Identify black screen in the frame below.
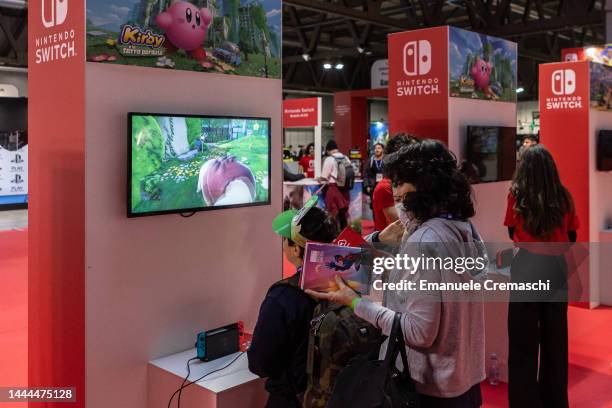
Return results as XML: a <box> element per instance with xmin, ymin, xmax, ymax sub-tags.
<box><xmin>597</xmin><ymin>130</ymin><xmax>612</xmax><ymax>171</ymax></box>
<box><xmin>205</xmin><ymin>324</ymin><xmax>239</xmax><ymax>361</ymax></box>
<box><xmin>465</xmin><ymin>126</ymin><xmax>517</xmax><ymax>183</ymax></box>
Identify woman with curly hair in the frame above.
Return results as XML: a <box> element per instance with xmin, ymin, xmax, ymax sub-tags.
<box><xmin>309</xmin><ymin>139</ymin><xmax>487</xmax><ymax>407</ymax></box>
<box><xmin>504</xmin><ymin>144</ymin><xmax>578</xmax><ymax>408</ymax></box>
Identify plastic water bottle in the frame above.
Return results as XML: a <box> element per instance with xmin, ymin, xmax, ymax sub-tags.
<box><xmin>488</xmin><ymin>353</ymin><xmax>500</xmax><ymax>386</ymax></box>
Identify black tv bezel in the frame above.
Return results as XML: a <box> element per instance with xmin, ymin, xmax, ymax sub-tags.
<box><xmin>465</xmin><ymin>125</ymin><xmax>517</xmax><ymax>184</ymax></box>
<box><xmin>597</xmin><ymin>130</ymin><xmax>612</xmax><ymax>172</ymax></box>
<box><xmin>127</xmin><ymin>112</ymin><xmax>272</xmax><ymax>218</ymax></box>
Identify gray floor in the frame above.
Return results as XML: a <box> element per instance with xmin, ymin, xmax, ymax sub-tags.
<box><xmin>0</xmin><ymin>209</ymin><xmax>28</xmax><ymax>231</ymax></box>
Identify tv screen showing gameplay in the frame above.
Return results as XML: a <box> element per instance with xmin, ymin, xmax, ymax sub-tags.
<box><xmin>465</xmin><ymin>126</ymin><xmax>516</xmax><ymax>183</ymax></box>
<box><xmin>128</xmin><ymin>113</ymin><xmax>271</xmax><ymax>217</ymax></box>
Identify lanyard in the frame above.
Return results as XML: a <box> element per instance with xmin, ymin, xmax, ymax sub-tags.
<box><xmin>374</xmin><ymin>159</ymin><xmax>383</xmax><ymax>172</ymax></box>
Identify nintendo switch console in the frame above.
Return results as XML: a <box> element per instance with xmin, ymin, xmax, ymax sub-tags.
<box><xmin>195</xmin><ymin>322</ymin><xmax>243</xmax><ymax>362</ymax></box>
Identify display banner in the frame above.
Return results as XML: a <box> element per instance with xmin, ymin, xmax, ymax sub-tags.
<box><xmin>562</xmin><ymin>47</ymin><xmax>586</xmax><ymax>62</ymax></box>
<box><xmin>562</xmin><ymin>45</ymin><xmax>611</xmax><ymax>65</ymax></box>
<box><xmin>388</xmin><ymin>26</ymin><xmax>449</xmax><ymax>142</ymax></box>
<box><xmin>0</xmin><ymin>133</ymin><xmax>28</xmax><ymax>204</ymax></box>
<box><xmin>370</xmin><ymin>59</ymin><xmax>388</xmax><ymax>89</ymax></box>
<box><xmin>539</xmin><ymin>61</ymin><xmax>590</xmax><ymax>242</ymax></box>
<box><xmin>283</xmin><ymin>98</ymin><xmax>319</xmax><ymax>127</ymax></box>
<box><xmin>29</xmin><ymin>0</ymin><xmax>86</xmax><ymax>402</ymax></box>
<box><xmin>589</xmin><ymin>62</ymin><xmax>612</xmax><ymax>111</ymax></box>
<box><xmin>85</xmin><ymin>0</ymin><xmax>281</xmax><ymax>78</ymax></box>
<box><xmin>448</xmin><ymin>27</ymin><xmax>517</xmax><ymax>102</ymax></box>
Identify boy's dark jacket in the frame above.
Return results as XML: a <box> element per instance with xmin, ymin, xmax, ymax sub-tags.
<box><xmin>248</xmin><ymin>272</ymin><xmax>315</xmax><ymax>407</ymax></box>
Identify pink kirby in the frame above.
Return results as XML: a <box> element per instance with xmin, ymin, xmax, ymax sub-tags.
<box><xmin>470</xmin><ymin>56</ymin><xmax>492</xmax><ymax>91</ymax></box>
<box><xmin>197</xmin><ymin>157</ymin><xmax>256</xmax><ymax>206</ymax></box>
<box><xmin>156</xmin><ymin>1</ymin><xmax>212</xmax><ymax>55</ymax></box>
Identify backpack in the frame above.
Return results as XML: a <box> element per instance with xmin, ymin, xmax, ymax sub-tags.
<box><xmin>303</xmin><ymin>301</ymin><xmax>383</xmax><ymax>408</ymax></box>
<box><xmin>334</xmin><ymin>155</ymin><xmax>355</xmax><ymax>191</ymax></box>
<box><xmin>326</xmin><ymin>312</ymin><xmax>422</xmax><ymax>408</ymax></box>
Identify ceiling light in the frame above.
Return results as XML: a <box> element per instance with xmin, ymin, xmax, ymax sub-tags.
<box><xmin>335</xmin><ymin>63</ymin><xmax>344</xmax><ymax>70</ymax></box>
<box><xmin>357</xmin><ymin>46</ymin><xmax>365</xmax><ymax>54</ymax></box>
<box><xmin>302</xmin><ymin>53</ymin><xmax>311</xmax><ymax>62</ymax></box>
<box><xmin>516</xmin><ymin>87</ymin><xmax>524</xmax><ymax>93</ymax></box>
<box><xmin>323</xmin><ymin>62</ymin><xmax>332</xmax><ymax>70</ymax></box>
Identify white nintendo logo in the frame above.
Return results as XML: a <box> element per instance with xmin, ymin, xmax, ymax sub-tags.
<box><xmin>42</xmin><ymin>0</ymin><xmax>68</xmax><ymax>28</ymax></box>
<box><xmin>552</xmin><ymin>69</ymin><xmax>576</xmax><ymax>95</ymax></box>
<box><xmin>403</xmin><ymin>40</ymin><xmax>431</xmax><ymax>76</ymax></box>
<box><xmin>564</xmin><ymin>53</ymin><xmax>578</xmax><ymax>62</ymax></box>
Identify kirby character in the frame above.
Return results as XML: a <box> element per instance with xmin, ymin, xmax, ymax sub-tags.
<box><xmin>470</xmin><ymin>56</ymin><xmax>499</xmax><ymax>100</ymax></box>
<box><xmin>197</xmin><ymin>156</ymin><xmax>256</xmax><ymax>206</ymax></box>
<box><xmin>156</xmin><ymin>1</ymin><xmax>212</xmax><ymax>61</ymax></box>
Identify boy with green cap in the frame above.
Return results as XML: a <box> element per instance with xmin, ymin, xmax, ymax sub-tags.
<box><xmin>248</xmin><ymin>202</ymin><xmax>339</xmax><ymax>408</ymax></box>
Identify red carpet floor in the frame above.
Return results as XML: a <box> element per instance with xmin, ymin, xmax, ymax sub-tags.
<box><xmin>2</xmin><ymin>229</ymin><xmax>611</xmax><ymax>407</ymax></box>
<box><xmin>0</xmin><ymin>229</ymin><xmax>27</xmax><ymax>407</ymax></box>
<box><xmin>482</xmin><ymin>305</ymin><xmax>612</xmax><ymax>407</ymax></box>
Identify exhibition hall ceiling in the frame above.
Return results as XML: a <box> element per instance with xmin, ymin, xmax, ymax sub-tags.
<box><xmin>0</xmin><ymin>0</ymin><xmax>605</xmax><ymax>100</ymax></box>
<box><xmin>282</xmin><ymin>0</ymin><xmax>606</xmax><ymax>99</ymax></box>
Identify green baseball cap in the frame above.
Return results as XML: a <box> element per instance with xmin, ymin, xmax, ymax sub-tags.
<box><xmin>272</xmin><ymin>209</ymin><xmax>298</xmax><ymax>239</ymax></box>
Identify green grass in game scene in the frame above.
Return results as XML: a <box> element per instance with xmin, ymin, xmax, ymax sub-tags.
<box><xmin>131</xmin><ymin>116</ymin><xmax>269</xmax><ymax>213</ymax></box>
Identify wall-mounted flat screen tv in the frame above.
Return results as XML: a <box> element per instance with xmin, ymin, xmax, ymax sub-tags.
<box><xmin>465</xmin><ymin>126</ymin><xmax>516</xmax><ymax>183</ymax></box>
<box><xmin>597</xmin><ymin>130</ymin><xmax>612</xmax><ymax>171</ymax></box>
<box><xmin>128</xmin><ymin>113</ymin><xmax>271</xmax><ymax>217</ymax></box>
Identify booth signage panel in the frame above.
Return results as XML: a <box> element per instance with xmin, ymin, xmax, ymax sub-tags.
<box><xmin>283</xmin><ymin>98</ymin><xmax>319</xmax><ymax>127</ymax></box>
<box><xmin>29</xmin><ymin>0</ymin><xmax>86</xmax><ymax>401</ymax></box>
<box><xmin>562</xmin><ymin>47</ymin><xmax>586</xmax><ymax>62</ymax></box>
<box><xmin>388</xmin><ymin>26</ymin><xmax>449</xmax><ymax>141</ymax></box>
<box><xmin>539</xmin><ymin>61</ymin><xmax>590</xmax><ymax>241</ymax></box>
<box><xmin>0</xmin><ymin>142</ymin><xmax>28</xmax><ymax>202</ymax></box>
<box><xmin>561</xmin><ymin>45</ymin><xmax>612</xmax><ymax>66</ymax></box>
<box><xmin>371</xmin><ymin>59</ymin><xmax>388</xmax><ymax>89</ymax></box>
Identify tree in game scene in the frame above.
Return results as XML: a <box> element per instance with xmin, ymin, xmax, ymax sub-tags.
<box><xmin>239</xmin><ymin>26</ymin><xmax>252</xmax><ymax>61</ymax></box>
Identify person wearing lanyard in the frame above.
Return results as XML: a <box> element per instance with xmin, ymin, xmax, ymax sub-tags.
<box><xmin>364</xmin><ymin>143</ymin><xmax>385</xmax><ymax>201</ymax></box>
<box><xmin>372</xmin><ymin>134</ymin><xmax>419</xmax><ymax>231</ymax></box>
<box><xmin>503</xmin><ymin>144</ymin><xmax>578</xmax><ymax>408</ymax></box>
<box><xmin>309</xmin><ymin>139</ymin><xmax>487</xmax><ymax>408</ymax></box>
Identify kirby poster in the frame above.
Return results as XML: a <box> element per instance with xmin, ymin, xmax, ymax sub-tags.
<box><xmin>449</xmin><ymin>27</ymin><xmax>517</xmax><ymax>102</ymax></box>
<box><xmin>86</xmin><ymin>0</ymin><xmax>281</xmax><ymax>78</ymax></box>
<box><xmin>590</xmin><ymin>62</ymin><xmax>612</xmax><ymax>111</ymax></box>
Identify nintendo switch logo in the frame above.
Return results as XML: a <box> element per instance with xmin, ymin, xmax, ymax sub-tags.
<box><xmin>564</xmin><ymin>53</ymin><xmax>578</xmax><ymax>62</ymax></box>
<box><xmin>403</xmin><ymin>40</ymin><xmax>431</xmax><ymax>76</ymax></box>
<box><xmin>42</xmin><ymin>0</ymin><xmax>68</xmax><ymax>28</ymax></box>
<box><xmin>552</xmin><ymin>69</ymin><xmax>576</xmax><ymax>95</ymax></box>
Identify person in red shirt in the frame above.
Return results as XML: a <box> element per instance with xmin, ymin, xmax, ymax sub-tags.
<box><xmin>372</xmin><ymin>134</ymin><xmax>418</xmax><ymax>231</ymax></box>
<box><xmin>298</xmin><ymin>143</ymin><xmax>315</xmax><ymax>178</ymax></box>
<box><xmin>503</xmin><ymin>144</ymin><xmax>577</xmax><ymax>408</ymax></box>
